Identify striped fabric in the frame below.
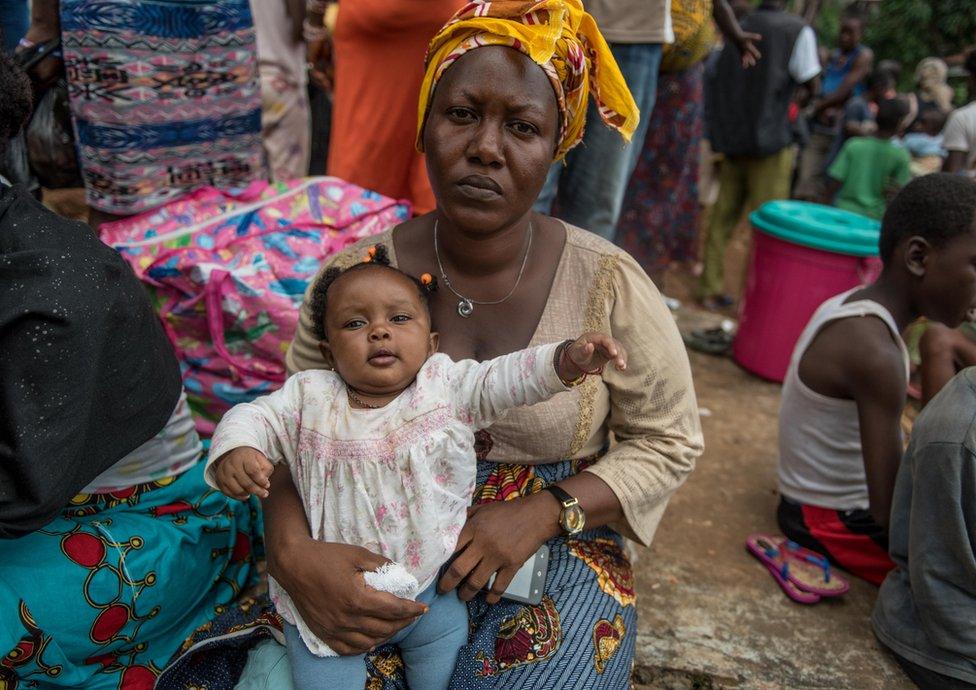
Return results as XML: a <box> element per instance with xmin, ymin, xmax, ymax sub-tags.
<box><xmin>60</xmin><ymin>0</ymin><xmax>267</xmax><ymax>214</ymax></box>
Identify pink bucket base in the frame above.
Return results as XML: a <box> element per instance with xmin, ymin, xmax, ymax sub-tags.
<box><xmin>733</xmin><ymin>229</ymin><xmax>881</xmax><ymax>383</ymax></box>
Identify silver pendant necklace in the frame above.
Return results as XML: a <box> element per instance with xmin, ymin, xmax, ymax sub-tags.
<box><xmin>433</xmin><ymin>219</ymin><xmax>533</xmax><ymax>318</ymax></box>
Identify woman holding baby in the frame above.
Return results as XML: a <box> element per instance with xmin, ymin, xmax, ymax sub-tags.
<box><xmin>245</xmin><ymin>1</ymin><xmax>704</xmax><ymax>687</ymax></box>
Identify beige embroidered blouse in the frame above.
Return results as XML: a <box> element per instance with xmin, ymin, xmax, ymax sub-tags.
<box><xmin>286</xmin><ymin>224</ymin><xmax>703</xmax><ymax>546</ymax></box>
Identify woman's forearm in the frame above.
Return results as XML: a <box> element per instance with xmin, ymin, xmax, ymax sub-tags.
<box><xmin>262</xmin><ymin>465</ymin><xmax>312</xmax><ymax>582</ymax></box>
<box><xmin>521</xmin><ymin>471</ymin><xmax>624</xmax><ymax>542</ymax></box>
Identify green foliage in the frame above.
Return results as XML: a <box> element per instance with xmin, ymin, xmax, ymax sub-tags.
<box><xmin>812</xmin><ymin>0</ymin><xmax>847</xmax><ymax>51</ymax></box>
<box><xmin>865</xmin><ymin>0</ymin><xmax>976</xmax><ymax>85</ymax></box>
<box><xmin>738</xmin><ymin>0</ymin><xmax>973</xmax><ymax>96</ymax></box>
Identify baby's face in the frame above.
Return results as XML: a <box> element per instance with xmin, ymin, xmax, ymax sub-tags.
<box><xmin>321</xmin><ymin>267</ymin><xmax>437</xmax><ymax>396</ymax></box>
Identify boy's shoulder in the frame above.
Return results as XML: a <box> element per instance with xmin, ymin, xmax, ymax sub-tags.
<box><xmin>799</xmin><ymin>304</ymin><xmax>907</xmax><ymax>400</ymax></box>
<box><xmin>834</xmin><ymin>136</ymin><xmax>872</xmax><ymax>165</ymax></box>
<box><xmin>844</xmin><ymin>135</ymin><xmax>885</xmax><ymax>154</ymax></box>
<box><xmin>828</xmin><ymin>312</ymin><xmax>905</xmax><ymax>361</ymax></box>
<box><xmin>873</xmin><ymin>136</ymin><xmax>909</xmax><ymax>155</ymax></box>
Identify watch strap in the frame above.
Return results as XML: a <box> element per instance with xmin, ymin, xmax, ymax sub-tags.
<box><xmin>544</xmin><ymin>484</ymin><xmax>577</xmax><ymax>507</ymax></box>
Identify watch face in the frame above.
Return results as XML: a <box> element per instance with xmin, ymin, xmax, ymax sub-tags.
<box><xmin>561</xmin><ymin>505</ymin><xmax>585</xmax><ymax>534</ymax></box>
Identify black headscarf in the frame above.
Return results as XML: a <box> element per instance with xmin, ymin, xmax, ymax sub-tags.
<box><xmin>0</xmin><ymin>184</ymin><xmax>182</xmax><ymax>538</ymax></box>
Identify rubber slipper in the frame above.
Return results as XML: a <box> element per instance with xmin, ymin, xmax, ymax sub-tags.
<box><xmin>683</xmin><ymin>327</ymin><xmax>734</xmax><ymax>355</ymax></box>
<box><xmin>759</xmin><ymin>557</ymin><xmax>821</xmax><ymax>605</ymax></box>
<box><xmin>746</xmin><ymin>533</ymin><xmax>849</xmax><ymax>598</ymax></box>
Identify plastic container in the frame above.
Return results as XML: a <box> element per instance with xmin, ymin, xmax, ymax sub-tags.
<box><xmin>732</xmin><ymin>201</ymin><xmax>882</xmax><ymax>382</ymax></box>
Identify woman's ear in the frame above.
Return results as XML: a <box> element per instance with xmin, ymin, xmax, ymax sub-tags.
<box><xmin>318</xmin><ymin>340</ymin><xmax>335</xmax><ymax>370</ymax></box>
<box><xmin>904</xmin><ymin>236</ymin><xmax>930</xmax><ymax>278</ymax></box>
<box><xmin>428</xmin><ymin>331</ymin><xmax>440</xmax><ymax>357</ymax></box>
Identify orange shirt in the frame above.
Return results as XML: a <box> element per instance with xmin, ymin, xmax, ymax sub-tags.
<box><xmin>327</xmin><ymin>0</ymin><xmax>465</xmax><ymax>215</ymax></box>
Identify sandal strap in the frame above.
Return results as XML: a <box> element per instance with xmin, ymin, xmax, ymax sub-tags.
<box><xmin>784</xmin><ymin>540</ymin><xmax>832</xmax><ymax>583</ymax></box>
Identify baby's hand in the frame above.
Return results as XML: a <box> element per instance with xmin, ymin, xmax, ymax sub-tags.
<box><xmin>214</xmin><ymin>447</ymin><xmax>274</xmax><ymax>500</ymax></box>
<box><xmin>558</xmin><ymin>333</ymin><xmax>628</xmax><ymax>384</ymax></box>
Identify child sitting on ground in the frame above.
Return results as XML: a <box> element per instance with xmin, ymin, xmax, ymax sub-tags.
<box><xmin>205</xmin><ymin>246</ymin><xmax>627</xmax><ymax>690</ymax></box>
<box><xmin>825</xmin><ymin>98</ymin><xmax>913</xmax><ymax>219</ymax></box>
<box><xmin>918</xmin><ymin>321</ymin><xmax>976</xmax><ymax>405</ymax></box>
<box><xmin>901</xmin><ymin>109</ymin><xmax>948</xmax><ymax>176</ymax></box>
<box><xmin>777</xmin><ymin>173</ymin><xmax>976</xmax><ymax>585</ymax></box>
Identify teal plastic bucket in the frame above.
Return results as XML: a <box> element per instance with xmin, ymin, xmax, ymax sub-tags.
<box><xmin>749</xmin><ymin>200</ymin><xmax>881</xmax><ymax>257</ymax></box>
<box><xmin>734</xmin><ymin>201</ymin><xmax>882</xmax><ymax>381</ymax></box>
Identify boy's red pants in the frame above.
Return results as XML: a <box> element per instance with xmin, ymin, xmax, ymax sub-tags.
<box><xmin>777</xmin><ymin>496</ymin><xmax>895</xmax><ymax>586</ymax></box>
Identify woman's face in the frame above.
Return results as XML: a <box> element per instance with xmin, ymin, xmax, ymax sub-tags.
<box><xmin>423</xmin><ymin>46</ymin><xmax>560</xmax><ymax>234</ymax></box>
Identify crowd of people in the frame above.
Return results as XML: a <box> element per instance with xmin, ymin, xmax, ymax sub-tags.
<box><xmin>1</xmin><ymin>0</ymin><xmax>976</xmax><ymax>689</ymax></box>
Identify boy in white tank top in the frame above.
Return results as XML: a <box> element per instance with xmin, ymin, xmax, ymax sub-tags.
<box><xmin>777</xmin><ymin>173</ymin><xmax>976</xmax><ymax>585</ymax></box>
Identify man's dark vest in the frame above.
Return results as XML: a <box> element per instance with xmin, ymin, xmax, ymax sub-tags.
<box><xmin>706</xmin><ymin>5</ymin><xmax>808</xmax><ymax>158</ymax></box>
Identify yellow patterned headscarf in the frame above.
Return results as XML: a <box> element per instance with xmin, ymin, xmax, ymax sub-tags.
<box><xmin>416</xmin><ymin>0</ymin><xmax>639</xmax><ymax>161</ymax></box>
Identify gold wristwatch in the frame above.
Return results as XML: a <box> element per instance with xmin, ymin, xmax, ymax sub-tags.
<box><xmin>544</xmin><ymin>485</ymin><xmax>585</xmax><ymax>535</ymax></box>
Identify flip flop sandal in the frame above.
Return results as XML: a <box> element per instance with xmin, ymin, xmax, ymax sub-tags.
<box><xmin>759</xmin><ymin>558</ymin><xmax>821</xmax><ymax>605</ymax></box>
<box><xmin>746</xmin><ymin>533</ymin><xmax>850</xmax><ymax>598</ymax></box>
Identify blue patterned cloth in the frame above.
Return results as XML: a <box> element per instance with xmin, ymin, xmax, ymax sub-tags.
<box><xmin>442</xmin><ymin>458</ymin><xmax>637</xmax><ymax>689</ymax></box>
<box><xmin>0</xmin><ymin>461</ymin><xmax>261</xmax><ymax>689</ymax></box>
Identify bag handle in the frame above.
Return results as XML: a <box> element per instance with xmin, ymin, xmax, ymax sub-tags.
<box><xmin>113</xmin><ymin>177</ymin><xmax>407</xmax><ymax>249</ymax></box>
<box><xmin>204</xmin><ymin>269</ymin><xmax>287</xmax><ymax>383</ymax></box>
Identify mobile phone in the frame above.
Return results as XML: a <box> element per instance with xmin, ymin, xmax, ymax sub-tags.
<box><xmin>486</xmin><ymin>544</ymin><xmax>549</xmax><ymax>605</ymax></box>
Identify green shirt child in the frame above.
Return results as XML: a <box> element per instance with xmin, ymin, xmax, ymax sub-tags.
<box><xmin>828</xmin><ymin>136</ymin><xmax>912</xmax><ymax>219</ymax></box>
<box><xmin>826</xmin><ymin>97</ymin><xmax>913</xmax><ymax>220</ymax></box>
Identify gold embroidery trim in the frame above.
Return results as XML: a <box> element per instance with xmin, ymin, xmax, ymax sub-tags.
<box><xmin>569</xmin><ymin>253</ymin><xmax>619</xmax><ymax>456</ymax></box>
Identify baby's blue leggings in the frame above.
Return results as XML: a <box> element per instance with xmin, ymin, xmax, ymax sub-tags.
<box><xmin>284</xmin><ymin>582</ymin><xmax>467</xmax><ymax>690</ymax></box>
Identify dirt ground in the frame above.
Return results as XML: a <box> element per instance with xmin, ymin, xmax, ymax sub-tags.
<box><xmin>630</xmin><ymin>342</ymin><xmax>912</xmax><ymax>690</ymax></box>
<box><xmin>630</xmin><ymin>239</ymin><xmax>914</xmax><ymax>689</ymax></box>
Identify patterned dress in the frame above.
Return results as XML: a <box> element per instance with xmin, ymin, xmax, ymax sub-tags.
<box><xmin>206</xmin><ymin>344</ymin><xmax>569</xmax><ymax>658</ymax></box>
<box><xmin>616</xmin><ymin>62</ymin><xmax>705</xmax><ymax>277</ymax></box>
<box><xmin>60</xmin><ymin>0</ymin><xmax>266</xmax><ymax>215</ymax></box>
<box><xmin>438</xmin><ymin>456</ymin><xmax>638</xmax><ymax>689</ymax></box>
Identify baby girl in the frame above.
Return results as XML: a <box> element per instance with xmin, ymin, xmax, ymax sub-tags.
<box><xmin>206</xmin><ymin>246</ymin><xmax>627</xmax><ymax>689</ymax></box>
